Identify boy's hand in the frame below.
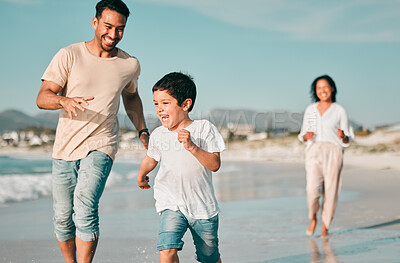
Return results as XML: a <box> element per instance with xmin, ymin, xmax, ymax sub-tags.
<box><xmin>177</xmin><ymin>129</ymin><xmax>196</xmax><ymax>152</ymax></box>
<box><xmin>137</xmin><ymin>175</ymin><xmax>151</xmax><ymax>189</ymax></box>
<box><xmin>137</xmin><ymin>155</ymin><xmax>158</xmax><ymax>189</ymax></box>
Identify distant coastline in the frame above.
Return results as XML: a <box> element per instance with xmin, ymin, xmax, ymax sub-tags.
<box><xmin>1</xmin><ymin>127</ymin><xmax>400</xmax><ymax>172</ymax></box>
<box><xmin>1</xmin><ymin>108</ymin><xmax>399</xmax><ymax>172</ymax></box>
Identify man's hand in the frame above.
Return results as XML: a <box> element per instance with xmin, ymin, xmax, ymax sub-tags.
<box><xmin>177</xmin><ymin>129</ymin><xmax>196</xmax><ymax>152</ymax></box>
<box><xmin>59</xmin><ymin>96</ymin><xmax>94</xmax><ymax>119</ymax></box>
<box><xmin>139</xmin><ymin>133</ymin><xmax>149</xmax><ymax>150</ymax></box>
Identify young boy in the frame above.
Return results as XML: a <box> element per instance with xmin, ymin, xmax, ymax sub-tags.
<box><xmin>137</xmin><ymin>72</ymin><xmax>225</xmax><ymax>263</ymax></box>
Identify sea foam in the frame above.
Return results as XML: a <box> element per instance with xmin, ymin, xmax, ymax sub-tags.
<box><xmin>0</xmin><ymin>173</ymin><xmax>52</xmax><ymax>204</ymax></box>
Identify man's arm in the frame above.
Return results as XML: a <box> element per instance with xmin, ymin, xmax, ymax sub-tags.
<box><xmin>122</xmin><ymin>90</ymin><xmax>149</xmax><ymax>148</ymax></box>
<box><xmin>36</xmin><ymin>80</ymin><xmax>94</xmax><ymax>119</ymax></box>
<box><xmin>137</xmin><ymin>155</ymin><xmax>158</xmax><ymax>189</ymax></box>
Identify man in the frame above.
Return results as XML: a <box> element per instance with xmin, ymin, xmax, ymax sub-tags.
<box><xmin>36</xmin><ymin>0</ymin><xmax>149</xmax><ymax>262</ymax></box>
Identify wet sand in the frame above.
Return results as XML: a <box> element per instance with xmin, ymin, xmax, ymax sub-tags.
<box><xmin>1</xmin><ymin>161</ymin><xmax>400</xmax><ymax>262</ymax></box>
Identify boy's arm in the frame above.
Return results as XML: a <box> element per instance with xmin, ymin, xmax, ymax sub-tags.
<box><xmin>190</xmin><ymin>149</ymin><xmax>221</xmax><ymax>172</ymax></box>
<box><xmin>137</xmin><ymin>155</ymin><xmax>158</xmax><ymax>189</ymax></box>
<box><xmin>177</xmin><ymin>129</ymin><xmax>221</xmax><ymax>172</ymax></box>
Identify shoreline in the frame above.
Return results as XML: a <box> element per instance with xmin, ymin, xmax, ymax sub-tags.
<box><xmin>1</xmin><ymin>138</ymin><xmax>400</xmax><ymax>172</ymax></box>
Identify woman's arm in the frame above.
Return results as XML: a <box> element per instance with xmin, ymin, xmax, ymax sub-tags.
<box><xmin>298</xmin><ymin>105</ymin><xmax>316</xmax><ymax>142</ymax></box>
<box><xmin>338</xmin><ymin>106</ymin><xmax>353</xmax><ymax>145</ymax></box>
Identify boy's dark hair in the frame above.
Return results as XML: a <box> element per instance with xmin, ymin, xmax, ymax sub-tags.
<box><xmin>310</xmin><ymin>74</ymin><xmax>337</xmax><ymax>103</ymax></box>
<box><xmin>153</xmin><ymin>72</ymin><xmax>197</xmax><ymax>112</ymax></box>
<box><xmin>96</xmin><ymin>0</ymin><xmax>130</xmax><ymax>19</ymax></box>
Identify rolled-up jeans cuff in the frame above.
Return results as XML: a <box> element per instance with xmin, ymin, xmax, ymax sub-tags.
<box><xmin>54</xmin><ymin>231</ymin><xmax>75</xmax><ymax>242</ymax></box>
<box><xmin>76</xmin><ymin>230</ymin><xmax>99</xmax><ymax>241</ymax></box>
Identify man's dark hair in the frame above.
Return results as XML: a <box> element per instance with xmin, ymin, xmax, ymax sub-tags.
<box><xmin>310</xmin><ymin>74</ymin><xmax>337</xmax><ymax>103</ymax></box>
<box><xmin>153</xmin><ymin>72</ymin><xmax>197</xmax><ymax>112</ymax></box>
<box><xmin>95</xmin><ymin>0</ymin><xmax>130</xmax><ymax>19</ymax></box>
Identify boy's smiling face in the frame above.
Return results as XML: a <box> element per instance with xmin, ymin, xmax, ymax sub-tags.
<box><xmin>153</xmin><ymin>90</ymin><xmax>191</xmax><ymax>131</ymax></box>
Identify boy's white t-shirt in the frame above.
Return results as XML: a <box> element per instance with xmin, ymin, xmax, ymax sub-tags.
<box><xmin>147</xmin><ymin>120</ymin><xmax>225</xmax><ymax>219</ymax></box>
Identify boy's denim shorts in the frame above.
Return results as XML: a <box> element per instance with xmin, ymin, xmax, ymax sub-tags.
<box><xmin>52</xmin><ymin>150</ymin><xmax>113</xmax><ymax>242</ymax></box>
<box><xmin>157</xmin><ymin>209</ymin><xmax>220</xmax><ymax>263</ymax></box>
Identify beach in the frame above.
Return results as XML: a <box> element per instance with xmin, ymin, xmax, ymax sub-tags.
<box><xmin>1</xmin><ymin>133</ymin><xmax>400</xmax><ymax>262</ymax></box>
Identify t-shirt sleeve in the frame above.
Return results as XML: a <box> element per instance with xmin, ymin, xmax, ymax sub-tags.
<box><xmin>123</xmin><ymin>59</ymin><xmax>141</xmax><ymax>94</ymax></box>
<box><xmin>202</xmin><ymin>121</ymin><xmax>225</xmax><ymax>153</ymax></box>
<box><xmin>41</xmin><ymin>48</ymin><xmax>71</xmax><ymax>88</ymax></box>
<box><xmin>146</xmin><ymin>129</ymin><xmax>161</xmax><ymax>162</ymax></box>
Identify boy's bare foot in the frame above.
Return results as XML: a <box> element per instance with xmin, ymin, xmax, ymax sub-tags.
<box><xmin>306</xmin><ymin>218</ymin><xmax>317</xmax><ymax>236</ymax></box>
<box><xmin>321</xmin><ymin>223</ymin><xmax>329</xmax><ymax>238</ymax></box>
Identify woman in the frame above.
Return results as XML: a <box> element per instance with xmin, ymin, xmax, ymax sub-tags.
<box><xmin>298</xmin><ymin>75</ymin><xmax>354</xmax><ymax>237</ymax></box>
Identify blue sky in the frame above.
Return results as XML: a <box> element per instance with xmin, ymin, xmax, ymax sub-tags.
<box><xmin>0</xmin><ymin>0</ymin><xmax>399</xmax><ymax>128</ymax></box>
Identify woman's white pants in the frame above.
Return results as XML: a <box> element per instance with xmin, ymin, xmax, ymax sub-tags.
<box><xmin>305</xmin><ymin>142</ymin><xmax>343</xmax><ymax>229</ymax></box>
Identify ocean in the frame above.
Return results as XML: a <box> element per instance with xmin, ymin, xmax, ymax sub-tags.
<box><xmin>0</xmin><ymin>154</ymin><xmax>143</xmax><ymax>205</ymax></box>
<box><xmin>1</xmin><ymin>154</ymin><xmax>400</xmax><ymax>262</ymax></box>
<box><xmin>0</xmin><ymin>153</ymin><xmax>307</xmax><ymax>206</ymax></box>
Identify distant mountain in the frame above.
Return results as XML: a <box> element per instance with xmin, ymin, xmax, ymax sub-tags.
<box><xmin>33</xmin><ymin>111</ymin><xmax>60</xmax><ymax>128</ymax></box>
<box><xmin>0</xmin><ymin>110</ymin><xmax>58</xmax><ymax>133</ymax></box>
<box><xmin>118</xmin><ymin>113</ymin><xmax>161</xmax><ymax>131</ymax></box>
<box><xmin>0</xmin><ymin>109</ymin><xmax>161</xmax><ymax>133</ymax></box>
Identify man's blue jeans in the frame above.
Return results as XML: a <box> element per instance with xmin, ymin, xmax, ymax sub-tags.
<box><xmin>52</xmin><ymin>150</ymin><xmax>113</xmax><ymax>242</ymax></box>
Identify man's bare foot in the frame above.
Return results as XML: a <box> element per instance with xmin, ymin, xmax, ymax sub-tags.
<box><xmin>321</xmin><ymin>223</ymin><xmax>329</xmax><ymax>238</ymax></box>
<box><xmin>306</xmin><ymin>218</ymin><xmax>317</xmax><ymax>236</ymax></box>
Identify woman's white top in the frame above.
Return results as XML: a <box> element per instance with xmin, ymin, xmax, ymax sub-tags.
<box><xmin>298</xmin><ymin>103</ymin><xmax>354</xmax><ymax>151</ymax></box>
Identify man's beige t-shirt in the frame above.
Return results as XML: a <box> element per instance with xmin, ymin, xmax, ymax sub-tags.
<box><xmin>41</xmin><ymin>42</ymin><xmax>140</xmax><ymax>161</ymax></box>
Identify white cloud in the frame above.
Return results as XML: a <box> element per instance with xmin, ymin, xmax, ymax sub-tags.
<box><xmin>134</xmin><ymin>0</ymin><xmax>400</xmax><ymax>42</ymax></box>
